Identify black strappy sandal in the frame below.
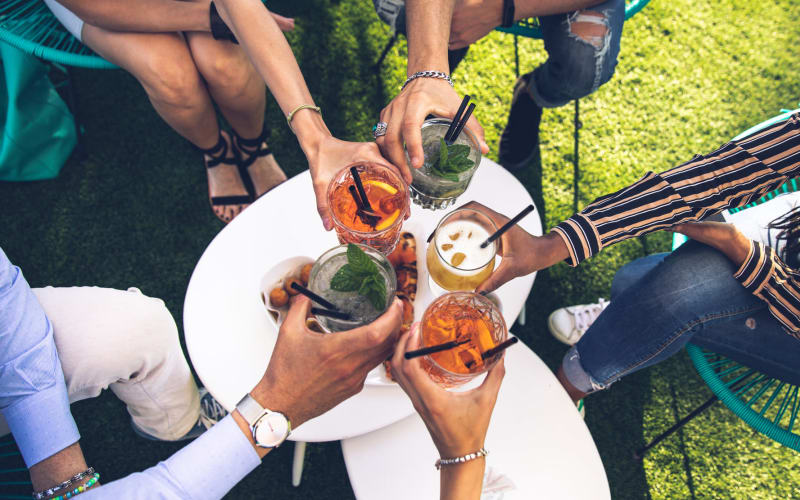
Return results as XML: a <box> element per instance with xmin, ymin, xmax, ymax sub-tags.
<box><xmin>232</xmin><ymin>124</ymin><xmax>286</xmax><ymax>200</ymax></box>
<box><xmin>200</xmin><ymin>132</ymin><xmax>254</xmax><ymax>223</ymax></box>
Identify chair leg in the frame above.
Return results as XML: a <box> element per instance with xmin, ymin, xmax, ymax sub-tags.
<box><xmin>572</xmin><ymin>99</ymin><xmax>581</xmax><ymax>213</ymax></box>
<box><xmin>375</xmin><ymin>33</ymin><xmax>398</xmax><ymax>71</ymax></box>
<box><xmin>291</xmin><ymin>441</ymin><xmax>307</xmax><ymax>487</ymax></box>
<box><xmin>633</xmin><ymin>395</ymin><xmax>718</xmax><ymax>460</ymax></box>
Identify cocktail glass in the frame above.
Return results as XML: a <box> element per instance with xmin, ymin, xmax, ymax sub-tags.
<box><xmin>420</xmin><ymin>292</ymin><xmax>508</xmax><ymax>387</ymax></box>
<box><xmin>426</xmin><ymin>208</ymin><xmax>498</xmax><ymax>293</ymax></box>
<box><xmin>307</xmin><ymin>244</ymin><xmax>397</xmax><ymax>332</ymax></box>
<box><xmin>328</xmin><ymin>162</ymin><xmax>409</xmax><ymax>255</ymax></box>
<box><xmin>406</xmin><ymin>118</ymin><xmax>482</xmax><ymax>210</ymax></box>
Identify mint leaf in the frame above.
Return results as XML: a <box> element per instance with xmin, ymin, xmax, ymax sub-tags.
<box><xmin>430</xmin><ymin>141</ymin><xmax>474</xmax><ymax>180</ymax></box>
<box><xmin>330</xmin><ymin>264</ymin><xmax>360</xmax><ymax>291</ymax></box>
<box><xmin>359</xmin><ymin>274</ymin><xmax>386</xmax><ymax>310</ymax></box>
<box><xmin>347</xmin><ymin>243</ymin><xmax>377</xmax><ymax>276</ymax></box>
<box><xmin>437</xmin><ymin>137</ymin><xmax>449</xmax><ymax>171</ymax></box>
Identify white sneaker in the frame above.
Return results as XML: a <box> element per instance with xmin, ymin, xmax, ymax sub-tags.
<box><xmin>547</xmin><ymin>298</ymin><xmax>610</xmax><ymax>346</ymax></box>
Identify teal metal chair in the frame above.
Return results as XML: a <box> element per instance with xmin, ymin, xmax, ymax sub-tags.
<box><xmin>494</xmin><ymin>0</ymin><xmax>650</xmax><ymax>211</ymax></box>
<box><xmin>635</xmin><ymin>107</ymin><xmax>800</xmax><ymax>458</ymax></box>
<box><xmin>0</xmin><ymin>438</ymin><xmax>29</xmax><ymax>500</ymax></box>
<box><xmin>0</xmin><ymin>0</ymin><xmax>115</xmax><ymax>68</ymax></box>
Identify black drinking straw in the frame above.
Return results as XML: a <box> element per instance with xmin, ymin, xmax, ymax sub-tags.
<box><xmin>350</xmin><ymin>166</ymin><xmax>373</xmax><ymax>211</ymax></box>
<box><xmin>404</xmin><ymin>338</ymin><xmax>470</xmax><ymax>360</ymax></box>
<box><xmin>290</xmin><ymin>281</ymin><xmax>339</xmax><ymax>310</ymax></box>
<box><xmin>480</xmin><ymin>204</ymin><xmax>535</xmax><ymax>249</ymax></box>
<box><xmin>450</xmin><ymin>103</ymin><xmax>476</xmax><ymax>143</ymax></box>
<box><xmin>349</xmin><ymin>185</ymin><xmax>364</xmax><ymax>209</ymax></box>
<box><xmin>311</xmin><ymin>307</ymin><xmax>352</xmax><ymax>321</ymax></box>
<box><xmin>480</xmin><ymin>336</ymin><xmax>519</xmax><ymax>360</ymax></box>
<box><xmin>445</xmin><ymin>95</ymin><xmax>471</xmax><ymax>144</ymax></box>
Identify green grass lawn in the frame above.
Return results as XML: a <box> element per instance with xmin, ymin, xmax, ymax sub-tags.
<box><xmin>2</xmin><ymin>0</ymin><xmax>800</xmax><ymax>498</ymax></box>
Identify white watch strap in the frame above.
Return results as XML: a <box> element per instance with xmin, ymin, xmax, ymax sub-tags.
<box><xmin>236</xmin><ymin>394</ymin><xmax>266</xmax><ymax>426</ymax></box>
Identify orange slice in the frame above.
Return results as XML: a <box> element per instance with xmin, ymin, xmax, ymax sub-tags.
<box><xmin>375</xmin><ymin>209</ymin><xmax>400</xmax><ymax>231</ymax></box>
<box><xmin>364</xmin><ymin>179</ymin><xmax>398</xmax><ymax>195</ymax></box>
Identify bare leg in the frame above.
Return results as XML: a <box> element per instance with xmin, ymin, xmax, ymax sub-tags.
<box><xmin>81</xmin><ymin>25</ymin><xmax>249</xmax><ymax>222</ymax></box>
<box><xmin>557</xmin><ymin>364</ymin><xmax>589</xmax><ymax>404</ymax></box>
<box><xmin>185</xmin><ymin>32</ymin><xmax>287</xmax><ymax>197</ymax></box>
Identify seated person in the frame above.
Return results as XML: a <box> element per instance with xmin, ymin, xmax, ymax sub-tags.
<box><xmin>390</xmin><ymin>322</ymin><xmax>506</xmax><ymax>500</ymax></box>
<box><xmin>374</xmin><ymin>0</ymin><xmax>624</xmax><ymax>176</ymax></box>
<box><xmin>46</xmin><ymin>0</ymin><xmax>393</xmax><ymax>228</ymax></box>
<box><xmin>463</xmin><ymin>112</ymin><xmax>800</xmax><ymax>411</ymax></box>
<box><xmin>0</xmin><ymin>245</ymin><xmax>405</xmax><ymax>498</ymax></box>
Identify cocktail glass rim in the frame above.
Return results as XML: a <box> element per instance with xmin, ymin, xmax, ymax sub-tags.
<box><xmin>431</xmin><ymin>207</ymin><xmax>499</xmax><ymax>273</ymax></box>
<box><xmin>309</xmin><ymin>242</ymin><xmax>397</xmax><ymax>330</ymax></box>
<box><xmin>420</xmin><ymin>291</ymin><xmax>508</xmax><ymax>379</ymax></box>
<box><xmin>327</xmin><ymin>162</ymin><xmax>409</xmax><ymax>237</ymax></box>
<box><xmin>419</xmin><ymin>117</ymin><xmax>482</xmax><ymax>170</ymax></box>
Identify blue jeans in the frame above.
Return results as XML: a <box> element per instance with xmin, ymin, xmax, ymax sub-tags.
<box><xmin>563</xmin><ymin>240</ymin><xmax>800</xmax><ymax>394</ymax></box>
<box><xmin>529</xmin><ymin>0</ymin><xmax>625</xmax><ymax>108</ymax></box>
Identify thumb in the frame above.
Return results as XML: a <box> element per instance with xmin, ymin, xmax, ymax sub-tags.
<box><xmin>343</xmin><ymin>297</ymin><xmax>404</xmax><ymax>351</ymax></box>
<box><xmin>477</xmin><ymin>357</ymin><xmax>506</xmax><ymax>405</ymax></box>
<box><xmin>283</xmin><ymin>295</ymin><xmax>313</xmax><ymax>333</ymax></box>
<box><xmin>475</xmin><ymin>259</ymin><xmax>514</xmax><ymax>294</ymax></box>
<box><xmin>314</xmin><ymin>183</ymin><xmax>334</xmax><ymax>231</ymax></box>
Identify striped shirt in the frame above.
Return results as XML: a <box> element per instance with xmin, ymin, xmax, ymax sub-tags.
<box><xmin>552</xmin><ymin>112</ymin><xmax>800</xmax><ymax>338</ymax></box>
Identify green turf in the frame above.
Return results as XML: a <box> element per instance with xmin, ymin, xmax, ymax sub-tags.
<box><xmin>1</xmin><ymin>0</ymin><xmax>799</xmax><ymax>498</ymax></box>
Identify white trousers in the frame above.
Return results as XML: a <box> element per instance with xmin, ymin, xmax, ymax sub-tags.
<box><xmin>1</xmin><ymin>287</ymin><xmax>200</xmax><ymax>441</ymax></box>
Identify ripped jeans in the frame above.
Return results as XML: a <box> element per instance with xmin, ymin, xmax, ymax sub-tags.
<box><xmin>562</xmin><ymin>240</ymin><xmax>800</xmax><ymax>395</ymax></box>
<box><xmin>529</xmin><ymin>0</ymin><xmax>625</xmax><ymax>108</ymax></box>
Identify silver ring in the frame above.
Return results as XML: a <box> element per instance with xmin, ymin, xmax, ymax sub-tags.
<box><xmin>373</xmin><ymin>122</ymin><xmax>388</xmax><ymax>138</ymax></box>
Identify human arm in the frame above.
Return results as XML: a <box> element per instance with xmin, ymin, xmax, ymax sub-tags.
<box><xmin>82</xmin><ymin>295</ymin><xmax>404</xmax><ymax>498</ymax></box>
<box><xmin>449</xmin><ymin>0</ymin><xmax>606</xmax><ymax>49</ymax></box>
<box><xmin>212</xmin><ymin>0</ymin><xmax>393</xmax><ymax>229</ymax></box>
<box><xmin>375</xmin><ymin>0</ymin><xmax>488</xmax><ymax>182</ymax></box>
<box><xmin>390</xmin><ymin>324</ymin><xmax>505</xmax><ymax>500</ymax></box>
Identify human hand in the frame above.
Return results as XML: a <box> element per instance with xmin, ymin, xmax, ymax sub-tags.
<box><xmin>376</xmin><ymin>78</ymin><xmax>489</xmax><ymax>183</ymax></box>
<box><xmin>307</xmin><ymin>136</ymin><xmax>399</xmax><ymax>230</ymax></box>
<box><xmin>449</xmin><ymin>0</ymin><xmax>504</xmax><ymax>50</ymax></box>
<box><xmin>250</xmin><ymin>295</ymin><xmax>404</xmax><ymax>429</ymax></box>
<box><xmin>269</xmin><ymin>12</ymin><xmax>295</xmax><ymax>31</ymax></box>
<box><xmin>391</xmin><ymin>323</ymin><xmax>505</xmax><ymax>458</ymax></box>
<box><xmin>453</xmin><ymin>202</ymin><xmax>566</xmax><ymax>293</ymax></box>
<box><xmin>672</xmin><ymin>221</ymin><xmax>751</xmax><ymax>266</ymax></box>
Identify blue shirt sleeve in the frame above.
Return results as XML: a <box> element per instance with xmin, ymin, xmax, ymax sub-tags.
<box><xmin>81</xmin><ymin>415</ymin><xmax>261</xmax><ymax>499</ymax></box>
<box><xmin>0</xmin><ymin>247</ymin><xmax>80</xmax><ymax>467</ymax></box>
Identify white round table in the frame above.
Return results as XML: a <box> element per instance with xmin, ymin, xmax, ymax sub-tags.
<box><xmin>183</xmin><ymin>158</ymin><xmax>541</xmax><ymax>442</ymax></box>
<box><xmin>341</xmin><ymin>343</ymin><xmax>611</xmax><ymax>500</ymax></box>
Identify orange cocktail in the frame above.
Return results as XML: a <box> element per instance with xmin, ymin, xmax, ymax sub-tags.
<box><xmin>420</xmin><ymin>292</ymin><xmax>508</xmax><ymax>387</ymax></box>
<box><xmin>328</xmin><ymin>163</ymin><xmax>409</xmax><ymax>255</ymax></box>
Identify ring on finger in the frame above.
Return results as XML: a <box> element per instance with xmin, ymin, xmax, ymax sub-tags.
<box><xmin>373</xmin><ymin>122</ymin><xmax>388</xmax><ymax>138</ymax></box>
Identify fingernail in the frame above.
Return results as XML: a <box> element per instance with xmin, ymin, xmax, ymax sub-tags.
<box><xmin>323</xmin><ymin>217</ymin><xmax>333</xmax><ymax>231</ymax></box>
<box><xmin>411</xmin><ymin>156</ymin><xmax>421</xmax><ymax>168</ymax></box>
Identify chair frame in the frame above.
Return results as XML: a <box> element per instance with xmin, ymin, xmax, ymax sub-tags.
<box><xmin>635</xmin><ymin>107</ymin><xmax>800</xmax><ymax>459</ymax></box>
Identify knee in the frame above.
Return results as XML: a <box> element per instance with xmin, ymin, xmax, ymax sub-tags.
<box><xmin>141</xmin><ymin>53</ymin><xmax>205</xmax><ymax>110</ymax></box>
<box><xmin>196</xmin><ymin>49</ymin><xmax>257</xmax><ymax>98</ymax></box>
<box><xmin>556</xmin><ymin>10</ymin><xmax>616</xmax><ymax>98</ymax></box>
<box><xmin>124</xmin><ymin>289</ymin><xmax>180</xmax><ymax>360</ymax></box>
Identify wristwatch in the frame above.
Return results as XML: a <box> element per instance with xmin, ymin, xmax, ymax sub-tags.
<box><xmin>235</xmin><ymin>394</ymin><xmax>292</xmax><ymax>448</ymax></box>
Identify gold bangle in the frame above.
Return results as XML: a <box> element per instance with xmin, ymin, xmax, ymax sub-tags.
<box><xmin>286</xmin><ymin>104</ymin><xmax>322</xmax><ymax>132</ymax></box>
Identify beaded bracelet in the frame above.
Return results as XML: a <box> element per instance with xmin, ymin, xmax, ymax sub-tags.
<box><xmin>32</xmin><ymin>468</ymin><xmax>95</xmax><ymax>500</ymax></box>
<box><xmin>401</xmin><ymin>71</ymin><xmax>454</xmax><ymax>91</ymax></box>
<box><xmin>48</xmin><ymin>473</ymin><xmax>100</xmax><ymax>500</ymax></box>
<box><xmin>435</xmin><ymin>448</ymin><xmax>489</xmax><ymax>470</ymax></box>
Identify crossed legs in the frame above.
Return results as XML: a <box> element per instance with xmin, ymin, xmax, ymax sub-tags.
<box><xmin>82</xmin><ymin>25</ymin><xmax>286</xmax><ymax>222</ymax></box>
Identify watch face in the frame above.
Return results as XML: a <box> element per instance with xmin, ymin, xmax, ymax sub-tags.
<box><xmin>254</xmin><ymin>412</ymin><xmax>290</xmax><ymax>448</ymax></box>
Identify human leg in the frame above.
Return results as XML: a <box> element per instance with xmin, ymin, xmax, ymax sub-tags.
<box><xmin>558</xmin><ymin>241</ymin><xmax>793</xmax><ymax>401</ymax></box>
<box><xmin>80</xmin><ymin>25</ymin><xmax>250</xmax><ymax>222</ymax></box>
<box><xmin>32</xmin><ymin>286</ymin><xmax>202</xmax><ymax>440</ymax></box>
<box><xmin>498</xmin><ymin>0</ymin><xmax>625</xmax><ymax>170</ymax></box>
<box><xmin>186</xmin><ymin>32</ymin><xmax>287</xmax><ymax>198</ymax></box>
